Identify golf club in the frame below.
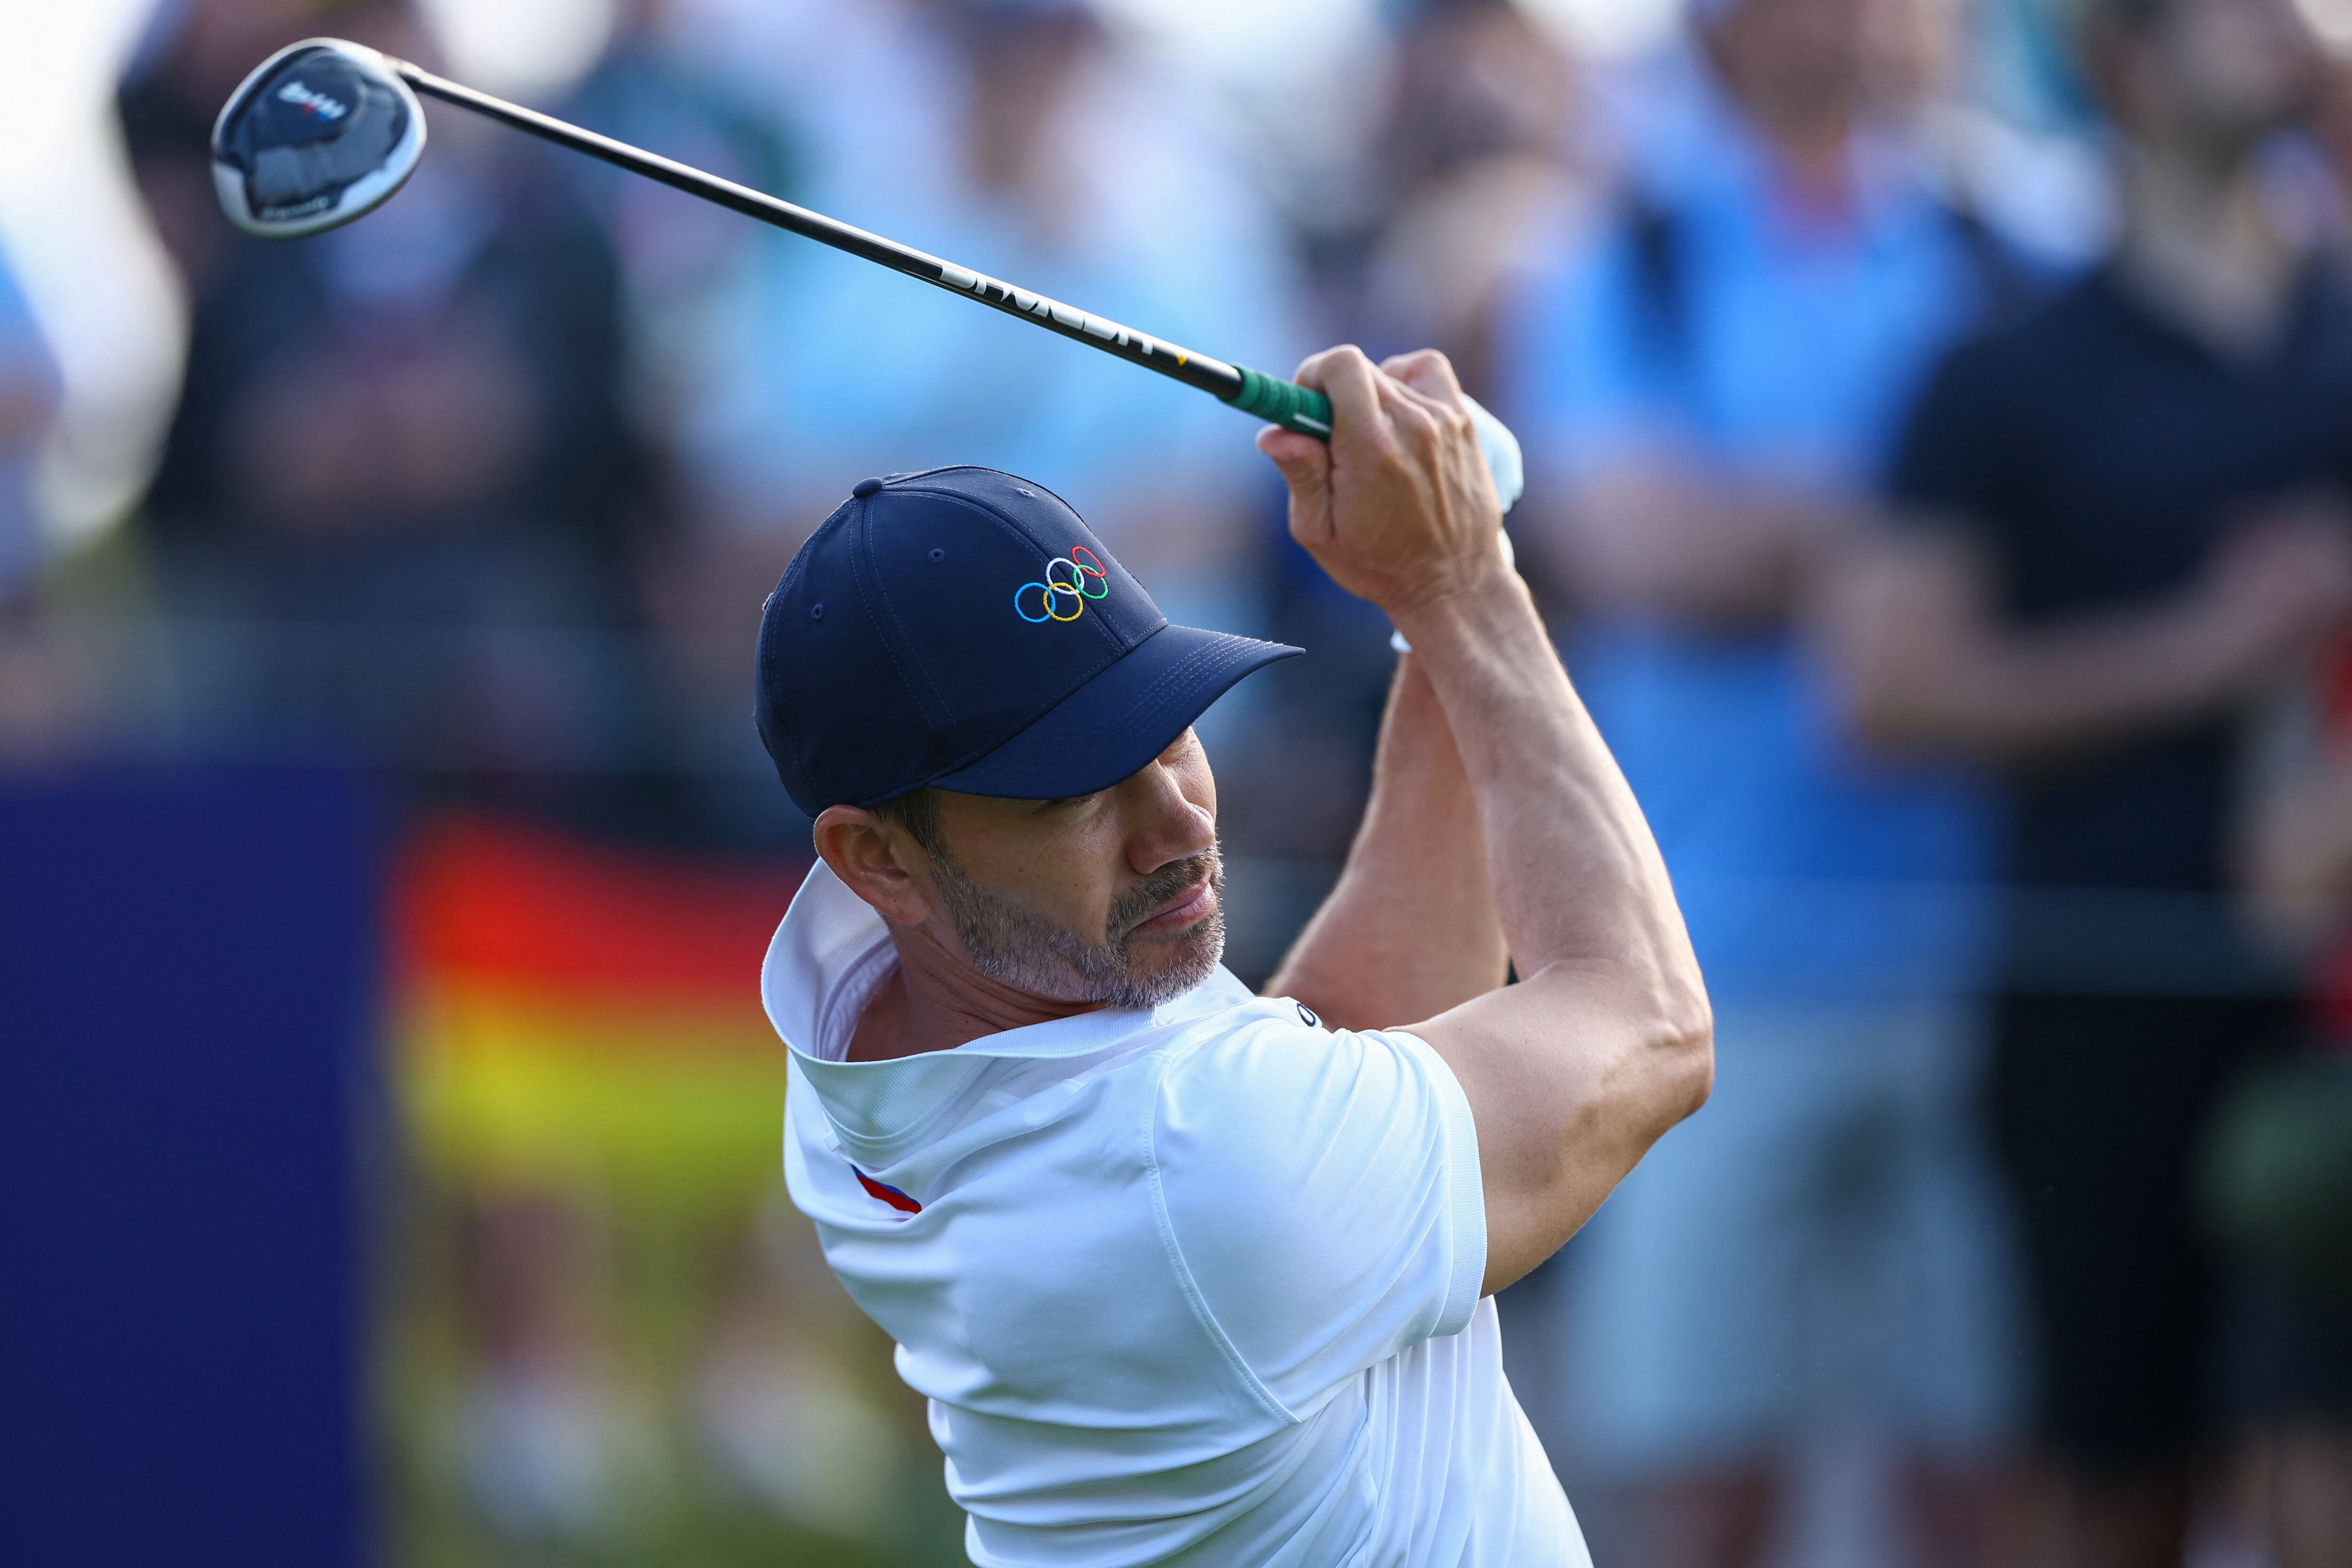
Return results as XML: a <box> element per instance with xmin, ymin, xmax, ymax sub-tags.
<box><xmin>210</xmin><ymin>38</ymin><xmax>1524</xmax><ymax>509</ymax></box>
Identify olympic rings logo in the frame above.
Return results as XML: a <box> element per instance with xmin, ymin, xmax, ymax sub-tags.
<box><xmin>1014</xmin><ymin>546</ymin><xmax>1109</xmax><ymax>623</ymax></box>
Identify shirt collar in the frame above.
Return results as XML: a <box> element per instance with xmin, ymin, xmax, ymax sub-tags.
<box><xmin>761</xmin><ymin>862</ymin><xmax>1252</xmax><ymax>1148</ymax></box>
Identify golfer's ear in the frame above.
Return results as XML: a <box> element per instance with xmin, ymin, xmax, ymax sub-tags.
<box><xmin>813</xmin><ymin>806</ymin><xmax>933</xmax><ymax>926</ymax></box>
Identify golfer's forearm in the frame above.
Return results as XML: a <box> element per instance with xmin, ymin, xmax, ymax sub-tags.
<box><xmin>1391</xmin><ymin>573</ymin><xmax>1702</xmax><ymax>1019</ymax></box>
<box><xmin>1270</xmin><ymin>656</ymin><xmax>1507</xmax><ymax>1029</ymax></box>
<box><xmin>1393</xmin><ymin>570</ymin><xmax>1708</xmax><ymax>1293</ymax></box>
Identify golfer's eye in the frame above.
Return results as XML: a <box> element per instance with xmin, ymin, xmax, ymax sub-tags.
<box><xmin>1042</xmin><ymin>792</ymin><xmax>1099</xmax><ymax>811</ymax></box>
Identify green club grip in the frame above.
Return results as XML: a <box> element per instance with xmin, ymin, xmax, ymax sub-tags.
<box><xmin>1226</xmin><ymin>363</ymin><xmax>1527</xmax><ymax>516</ymax></box>
<box><xmin>1225</xmin><ymin>365</ymin><xmax>1334</xmax><ymax>438</ymax></box>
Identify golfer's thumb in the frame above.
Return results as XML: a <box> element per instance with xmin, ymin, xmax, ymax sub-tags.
<box><xmin>1256</xmin><ymin>426</ymin><xmax>1331</xmax><ymax>501</ymax></box>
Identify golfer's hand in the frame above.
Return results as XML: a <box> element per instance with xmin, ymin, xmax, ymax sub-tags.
<box><xmin>1258</xmin><ymin>347</ymin><xmax>1507</xmax><ymax>619</ymax></box>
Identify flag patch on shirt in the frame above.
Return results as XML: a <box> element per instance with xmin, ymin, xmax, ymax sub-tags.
<box><xmin>852</xmin><ymin>1165</ymin><xmax>921</xmax><ymax>1214</ymax></box>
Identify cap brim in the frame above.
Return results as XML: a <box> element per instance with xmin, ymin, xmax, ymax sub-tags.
<box><xmin>924</xmin><ymin>623</ymin><xmax>1299</xmax><ymax>801</ymax></box>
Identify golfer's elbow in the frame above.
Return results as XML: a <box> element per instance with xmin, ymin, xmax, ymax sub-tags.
<box><xmin>1648</xmin><ymin>980</ymin><xmax>1714</xmax><ymax>1134</ymax></box>
<box><xmin>1629</xmin><ymin>937</ymin><xmax>1714</xmax><ymax>1125</ymax></box>
<box><xmin>1555</xmin><ymin>956</ymin><xmax>1714</xmax><ymax>1139</ymax></box>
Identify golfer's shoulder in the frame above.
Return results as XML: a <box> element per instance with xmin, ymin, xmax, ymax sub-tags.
<box><xmin>1142</xmin><ymin>1006</ymin><xmax>1482</xmax><ymax>1393</ymax></box>
<box><xmin>1148</xmin><ymin>1001</ymin><xmax>1463</xmax><ymax>1209</ymax></box>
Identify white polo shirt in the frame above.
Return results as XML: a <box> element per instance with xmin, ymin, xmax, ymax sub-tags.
<box><xmin>764</xmin><ymin>865</ymin><xmax>1589</xmax><ymax>1568</ymax></box>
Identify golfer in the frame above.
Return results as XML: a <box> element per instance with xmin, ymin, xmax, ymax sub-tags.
<box><xmin>755</xmin><ymin>347</ymin><xmax>1712</xmax><ymax>1566</ymax></box>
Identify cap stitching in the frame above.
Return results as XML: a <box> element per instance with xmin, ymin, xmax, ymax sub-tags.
<box><xmin>885</xmin><ymin>465</ymin><xmax>1091</xmax><ymax>533</ymax></box>
<box><xmin>867</xmin><ymin>620</ymin><xmax>1173</xmax><ymax>800</ymax></box>
<box><xmin>928</xmin><ymin>629</ymin><xmax>1295</xmax><ymax>796</ymax></box>
<box><xmin>782</xmin><ymin>470</ymin><xmax>1178</xmax><ymax>811</ymax></box>
<box><xmin>759</xmin><ymin>527</ymin><xmax>828</xmax><ymax>796</ymax></box>
<box><xmin>888</xmin><ymin>481</ymin><xmax>1133</xmax><ymax>657</ymax></box>
<box><xmin>866</xmin><ymin>489</ymin><xmax>1131</xmax><ymax>752</ymax></box>
<box><xmin>851</xmin><ymin>499</ymin><xmax>959</xmax><ymax>734</ymax></box>
<box><xmin>1033</xmin><ymin>636</ymin><xmax>1236</xmax><ymax>745</ymax></box>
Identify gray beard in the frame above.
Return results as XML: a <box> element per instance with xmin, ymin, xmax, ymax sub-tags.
<box><xmin>927</xmin><ymin>843</ymin><xmax>1227</xmax><ymax>1010</ymax></box>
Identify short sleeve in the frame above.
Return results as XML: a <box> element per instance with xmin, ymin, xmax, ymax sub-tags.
<box><xmin>1149</xmin><ymin>1019</ymin><xmax>1486</xmax><ymax>1420</ymax></box>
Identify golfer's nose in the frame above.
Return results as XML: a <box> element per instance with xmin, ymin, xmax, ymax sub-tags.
<box><xmin>1124</xmin><ymin>749</ymin><xmax>1216</xmax><ymax>877</ymax></box>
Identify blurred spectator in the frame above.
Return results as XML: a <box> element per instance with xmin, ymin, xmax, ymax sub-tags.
<box><xmin>0</xmin><ymin>239</ymin><xmax>58</xmax><ymax>610</ymax></box>
<box><xmin>0</xmin><ymin>237</ymin><xmax>66</xmax><ymax>747</ymax></box>
<box><xmin>121</xmin><ymin>4</ymin><xmax>674</xmax><ymax>1547</ymax></box>
<box><xmin>1228</xmin><ymin>0</ymin><xmax>1592</xmax><ymax>886</ymax></box>
<box><xmin>2217</xmin><ymin>646</ymin><xmax>2352</xmax><ymax>1568</ymax></box>
<box><xmin>1833</xmin><ymin>0</ymin><xmax>2352</xmax><ymax>1559</ymax></box>
<box><xmin>650</xmin><ymin>0</ymin><xmax>1314</xmax><ymax>882</ymax></box>
<box><xmin>564</xmin><ymin>0</ymin><xmax>798</xmax><ymax>431</ymax></box>
<box><xmin>1360</xmin><ymin>0</ymin><xmax>1590</xmax><ymax>397</ymax></box>
<box><xmin>1499</xmin><ymin>0</ymin><xmax>2050</xmax><ymax>1559</ymax></box>
<box><xmin>563</xmin><ymin>0</ymin><xmax>815</xmax><ymax>845</ymax></box>
<box><xmin>0</xmin><ymin>236</ymin><xmax>83</xmax><ymax>761</ymax></box>
<box><xmin>117</xmin><ymin>0</ymin><xmax>652</xmax><ymax>784</ymax></box>
<box><xmin>673</xmin><ymin>0</ymin><xmax>1303</xmax><ymax>646</ymax></box>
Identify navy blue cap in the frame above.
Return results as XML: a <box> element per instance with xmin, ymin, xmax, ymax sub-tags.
<box><xmin>755</xmin><ymin>467</ymin><xmax>1300</xmax><ymax>818</ymax></box>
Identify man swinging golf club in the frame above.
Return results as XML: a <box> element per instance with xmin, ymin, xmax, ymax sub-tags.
<box><xmin>209</xmin><ymin>43</ymin><xmax>1698</xmax><ymax>1559</ymax></box>
<box><xmin>756</xmin><ymin>346</ymin><xmax>1713</xmax><ymax>1568</ymax></box>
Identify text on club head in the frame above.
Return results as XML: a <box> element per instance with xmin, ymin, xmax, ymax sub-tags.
<box><xmin>276</xmin><ymin>80</ymin><xmax>350</xmax><ymax>120</ymax></box>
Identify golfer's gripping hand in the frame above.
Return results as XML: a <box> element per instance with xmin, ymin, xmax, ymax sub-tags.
<box><xmin>1257</xmin><ymin>344</ymin><xmax>1713</xmax><ymax>1297</ymax></box>
<box><xmin>1255</xmin><ymin>348</ymin><xmax>1510</xmax><ymax>619</ymax></box>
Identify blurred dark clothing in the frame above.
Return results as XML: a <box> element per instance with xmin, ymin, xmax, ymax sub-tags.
<box><xmin>1893</xmin><ymin>263</ymin><xmax>2352</xmax><ymax>897</ymax></box>
<box><xmin>121</xmin><ymin>80</ymin><xmax>642</xmax><ymax>566</ymax></box>
<box><xmin>143</xmin><ymin>196</ymin><xmax>638</xmax><ymax>560</ymax></box>
<box><xmin>1893</xmin><ymin>259</ymin><xmax>2352</xmax><ymax>1470</ymax></box>
<box><xmin>561</xmin><ymin>39</ymin><xmax>796</xmax><ymax>303</ymax></box>
<box><xmin>0</xmin><ymin>242</ymin><xmax>61</xmax><ymax>603</ymax></box>
<box><xmin>1992</xmin><ymin>992</ymin><xmax>2294</xmax><ymax>1469</ymax></box>
<box><xmin>2204</xmin><ymin>1050</ymin><xmax>2352</xmax><ymax>1348</ymax></box>
<box><xmin>2301</xmin><ymin>644</ymin><xmax>2352</xmax><ymax>1054</ymax></box>
<box><xmin>2224</xmin><ymin>1269</ymin><xmax>2352</xmax><ymax>1425</ymax></box>
<box><xmin>1503</xmin><ymin>57</ymin><xmax>2040</xmax><ymax>1504</ymax></box>
<box><xmin>116</xmin><ymin>57</ymin><xmax>653</xmax><ymax>781</ymax></box>
<box><xmin>1508</xmin><ymin>81</ymin><xmax>2026</xmax><ymax>1003</ymax></box>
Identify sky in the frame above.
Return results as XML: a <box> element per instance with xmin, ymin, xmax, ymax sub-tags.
<box><xmin>0</xmin><ymin>0</ymin><xmax>1675</xmax><ymax>548</ymax></box>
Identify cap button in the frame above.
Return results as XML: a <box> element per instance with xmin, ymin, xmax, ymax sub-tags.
<box><xmin>852</xmin><ymin>477</ymin><xmax>885</xmax><ymax>498</ymax></box>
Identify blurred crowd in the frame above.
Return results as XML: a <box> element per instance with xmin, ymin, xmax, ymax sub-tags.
<box><xmin>7</xmin><ymin>0</ymin><xmax>2352</xmax><ymax>1562</ymax></box>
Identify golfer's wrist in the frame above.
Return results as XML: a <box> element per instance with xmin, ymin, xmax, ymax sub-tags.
<box><xmin>1384</xmin><ymin>555</ymin><xmax>1528</xmax><ymax>650</ymax></box>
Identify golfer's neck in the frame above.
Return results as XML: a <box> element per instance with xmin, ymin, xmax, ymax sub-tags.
<box><xmin>846</xmin><ymin>924</ymin><xmax>1104</xmax><ymax>1062</ymax></box>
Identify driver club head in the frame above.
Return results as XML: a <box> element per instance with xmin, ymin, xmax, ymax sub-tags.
<box><xmin>211</xmin><ymin>38</ymin><xmax>425</xmax><ymax>239</ymax></box>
